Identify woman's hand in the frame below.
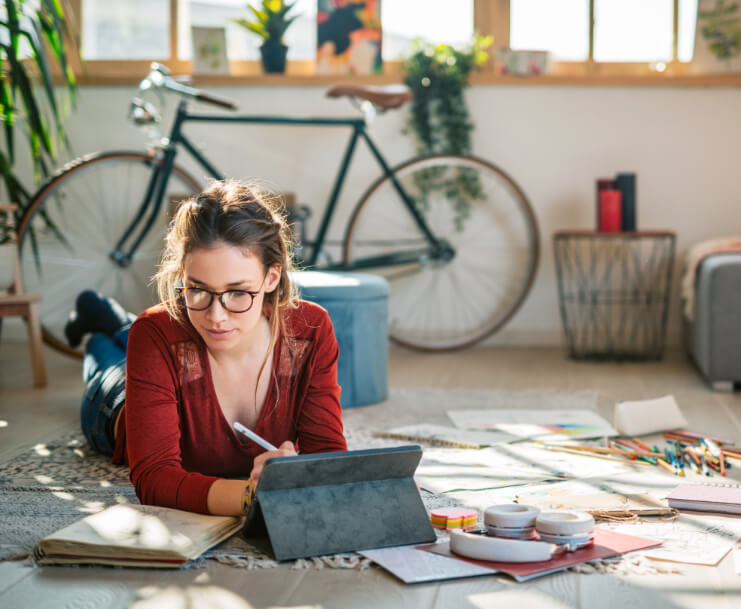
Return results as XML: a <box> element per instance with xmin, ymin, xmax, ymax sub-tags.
<box><xmin>249</xmin><ymin>441</ymin><xmax>297</xmax><ymax>483</ymax></box>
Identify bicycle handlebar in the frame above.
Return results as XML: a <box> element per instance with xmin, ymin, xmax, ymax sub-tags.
<box><xmin>163</xmin><ymin>79</ymin><xmax>239</xmax><ymax>110</ymax></box>
<box><xmin>144</xmin><ymin>63</ymin><xmax>239</xmax><ymax>110</ymax></box>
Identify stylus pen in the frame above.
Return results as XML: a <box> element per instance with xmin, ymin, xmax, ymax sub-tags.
<box><xmin>233</xmin><ymin>421</ymin><xmax>278</xmax><ymax>452</ymax></box>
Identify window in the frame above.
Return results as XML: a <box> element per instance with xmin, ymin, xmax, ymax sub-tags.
<box><xmin>68</xmin><ymin>0</ymin><xmax>727</xmax><ymax>84</ymax></box>
<box><xmin>81</xmin><ymin>0</ymin><xmax>170</xmax><ymax>60</ymax></box>
<box><xmin>593</xmin><ymin>0</ymin><xmax>674</xmax><ymax>62</ymax></box>
<box><xmin>178</xmin><ymin>0</ymin><xmax>317</xmax><ymax>61</ymax></box>
<box><xmin>510</xmin><ymin>0</ymin><xmax>699</xmax><ymax>69</ymax></box>
<box><xmin>510</xmin><ymin>0</ymin><xmax>589</xmax><ymax>61</ymax></box>
<box><xmin>382</xmin><ymin>0</ymin><xmax>474</xmax><ymax>61</ymax></box>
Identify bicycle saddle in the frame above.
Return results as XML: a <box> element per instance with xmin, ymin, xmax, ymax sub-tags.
<box><xmin>326</xmin><ymin>84</ymin><xmax>412</xmax><ymax>110</ymax></box>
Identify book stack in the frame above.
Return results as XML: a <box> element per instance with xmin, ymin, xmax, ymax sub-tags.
<box><xmin>596</xmin><ymin>173</ymin><xmax>636</xmax><ymax>233</ymax></box>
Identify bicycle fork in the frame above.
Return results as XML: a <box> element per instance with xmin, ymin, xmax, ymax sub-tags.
<box><xmin>109</xmin><ymin>147</ymin><xmax>176</xmax><ymax>268</ymax></box>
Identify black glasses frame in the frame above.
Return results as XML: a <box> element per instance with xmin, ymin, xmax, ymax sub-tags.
<box><xmin>175</xmin><ymin>278</ymin><xmax>265</xmax><ymax>313</ymax></box>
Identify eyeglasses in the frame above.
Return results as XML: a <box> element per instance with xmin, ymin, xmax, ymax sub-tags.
<box><xmin>175</xmin><ymin>277</ymin><xmax>266</xmax><ymax>313</ymax></box>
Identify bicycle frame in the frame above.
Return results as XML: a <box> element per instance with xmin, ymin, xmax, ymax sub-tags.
<box><xmin>112</xmin><ymin>100</ymin><xmax>446</xmax><ymax>271</ymax></box>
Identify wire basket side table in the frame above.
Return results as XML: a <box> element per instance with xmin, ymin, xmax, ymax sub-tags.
<box><xmin>553</xmin><ymin>231</ymin><xmax>676</xmax><ymax>361</ymax></box>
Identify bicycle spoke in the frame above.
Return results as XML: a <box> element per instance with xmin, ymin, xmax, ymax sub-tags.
<box><xmin>344</xmin><ymin>154</ymin><xmax>538</xmax><ymax>349</ymax></box>
<box><xmin>20</xmin><ymin>153</ymin><xmax>200</xmax><ymax>354</ymax></box>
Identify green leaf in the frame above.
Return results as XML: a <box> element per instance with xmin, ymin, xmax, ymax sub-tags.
<box><xmin>248</xmin><ymin>6</ymin><xmax>269</xmax><ymax>24</ymax></box>
<box><xmin>0</xmin><ymin>73</ymin><xmax>14</xmax><ymax>166</ymax></box>
<box><xmin>23</xmin><ymin>21</ymin><xmax>60</xmax><ymax>125</ymax></box>
<box><xmin>0</xmin><ymin>0</ymin><xmax>79</xmax><ymax>225</ymax></box>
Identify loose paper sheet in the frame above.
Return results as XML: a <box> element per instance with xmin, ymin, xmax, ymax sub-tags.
<box><xmin>359</xmin><ymin>545</ymin><xmax>497</xmax><ymax>584</ymax></box>
<box><xmin>733</xmin><ymin>545</ymin><xmax>741</xmax><ymax>575</ymax></box>
<box><xmin>375</xmin><ymin>423</ymin><xmax>518</xmax><ymax>448</ymax></box>
<box><xmin>447</xmin><ymin>409</ymin><xmax>617</xmax><ymax>442</ymax></box>
<box><xmin>602</xmin><ymin>514</ymin><xmax>741</xmax><ymax>566</ymax></box>
<box><xmin>415</xmin><ymin>444</ymin><xmax>637</xmax><ymax>496</ymax></box>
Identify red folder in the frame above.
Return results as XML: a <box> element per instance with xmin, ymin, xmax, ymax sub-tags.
<box><xmin>419</xmin><ymin>528</ymin><xmax>660</xmax><ymax>582</ymax></box>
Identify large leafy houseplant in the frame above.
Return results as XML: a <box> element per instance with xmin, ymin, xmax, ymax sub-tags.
<box><xmin>1</xmin><ymin>0</ymin><xmax>78</xmax><ymax>233</ymax></box>
<box><xmin>402</xmin><ymin>36</ymin><xmax>491</xmax><ymax>231</ymax></box>
<box><xmin>232</xmin><ymin>0</ymin><xmax>299</xmax><ymax>73</ymax></box>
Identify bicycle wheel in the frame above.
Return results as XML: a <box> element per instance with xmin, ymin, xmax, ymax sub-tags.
<box><xmin>343</xmin><ymin>154</ymin><xmax>539</xmax><ymax>350</ymax></box>
<box><xmin>17</xmin><ymin>151</ymin><xmax>201</xmax><ymax>357</ymax></box>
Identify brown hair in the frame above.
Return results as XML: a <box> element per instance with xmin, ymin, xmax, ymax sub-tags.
<box><xmin>156</xmin><ymin>179</ymin><xmax>298</xmax><ymax>386</ymax></box>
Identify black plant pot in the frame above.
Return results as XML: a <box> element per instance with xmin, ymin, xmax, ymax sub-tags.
<box><xmin>260</xmin><ymin>40</ymin><xmax>288</xmax><ymax>74</ymax></box>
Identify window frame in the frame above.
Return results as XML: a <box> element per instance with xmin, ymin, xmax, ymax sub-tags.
<box><xmin>67</xmin><ymin>0</ymin><xmax>741</xmax><ymax>87</ymax></box>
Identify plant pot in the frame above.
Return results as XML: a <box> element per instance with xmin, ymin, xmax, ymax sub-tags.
<box><xmin>260</xmin><ymin>40</ymin><xmax>288</xmax><ymax>74</ymax></box>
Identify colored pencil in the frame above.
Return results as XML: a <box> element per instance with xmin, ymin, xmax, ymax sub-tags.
<box><xmin>614</xmin><ymin>438</ymin><xmax>647</xmax><ymax>453</ymax></box>
<box><xmin>538</xmin><ymin>444</ymin><xmax>653</xmax><ymax>465</ymax></box>
<box><xmin>631</xmin><ymin>437</ymin><xmax>653</xmax><ymax>452</ymax></box>
<box><xmin>654</xmin><ymin>456</ymin><xmax>676</xmax><ymax>475</ymax></box>
<box><xmin>614</xmin><ymin>439</ymin><xmax>656</xmax><ymax>464</ymax></box>
<box><xmin>538</xmin><ymin>443</ymin><xmax>636</xmax><ymax>458</ymax></box>
<box><xmin>667</xmin><ymin>429</ymin><xmax>730</xmax><ymax>445</ymax></box>
<box><xmin>721</xmin><ymin>446</ymin><xmax>741</xmax><ymax>456</ymax></box>
<box><xmin>573</xmin><ymin>442</ymin><xmax>656</xmax><ymax>458</ymax></box>
<box><xmin>685</xmin><ymin>445</ymin><xmax>702</xmax><ymax>468</ymax></box>
<box><xmin>663</xmin><ymin>433</ymin><xmax>699</xmax><ymax>445</ymax></box>
<box><xmin>720</xmin><ymin>449</ymin><xmax>727</xmax><ymax>476</ymax></box>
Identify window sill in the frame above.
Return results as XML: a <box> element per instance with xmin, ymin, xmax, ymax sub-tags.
<box><xmin>73</xmin><ymin>68</ymin><xmax>741</xmax><ymax>88</ymax></box>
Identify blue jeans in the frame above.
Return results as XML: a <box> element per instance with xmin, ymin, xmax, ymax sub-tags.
<box><xmin>80</xmin><ymin>325</ymin><xmax>130</xmax><ymax>455</ymax></box>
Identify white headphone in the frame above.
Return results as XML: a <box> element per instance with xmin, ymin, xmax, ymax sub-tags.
<box><xmin>449</xmin><ymin>504</ymin><xmax>595</xmax><ymax>563</ymax></box>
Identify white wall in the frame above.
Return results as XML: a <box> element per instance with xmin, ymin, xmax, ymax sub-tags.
<box><xmin>12</xmin><ymin>84</ymin><xmax>741</xmax><ymax>347</ymax></box>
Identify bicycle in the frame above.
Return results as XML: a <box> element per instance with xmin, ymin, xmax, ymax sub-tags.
<box><xmin>17</xmin><ymin>63</ymin><xmax>539</xmax><ymax>356</ymax></box>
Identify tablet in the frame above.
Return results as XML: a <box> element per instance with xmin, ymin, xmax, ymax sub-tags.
<box><xmin>242</xmin><ymin>445</ymin><xmax>436</xmax><ymax>561</ymax></box>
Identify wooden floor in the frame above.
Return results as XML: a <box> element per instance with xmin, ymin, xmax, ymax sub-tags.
<box><xmin>2</xmin><ymin>339</ymin><xmax>741</xmax><ymax>608</ymax></box>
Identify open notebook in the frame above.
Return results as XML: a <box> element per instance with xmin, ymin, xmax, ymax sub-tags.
<box><xmin>35</xmin><ymin>504</ymin><xmax>244</xmax><ymax>568</ymax></box>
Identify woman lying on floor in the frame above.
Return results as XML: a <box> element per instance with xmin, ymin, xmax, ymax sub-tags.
<box><xmin>67</xmin><ymin>179</ymin><xmax>346</xmax><ymax>516</ymax></box>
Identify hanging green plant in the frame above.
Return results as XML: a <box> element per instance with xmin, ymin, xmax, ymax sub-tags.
<box><xmin>402</xmin><ymin>36</ymin><xmax>491</xmax><ymax>231</ymax></box>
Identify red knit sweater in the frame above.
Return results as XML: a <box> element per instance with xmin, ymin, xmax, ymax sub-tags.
<box><xmin>113</xmin><ymin>300</ymin><xmax>347</xmax><ymax>513</ymax></box>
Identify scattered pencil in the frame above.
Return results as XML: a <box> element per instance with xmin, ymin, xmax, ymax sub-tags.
<box><xmin>667</xmin><ymin>429</ymin><xmax>730</xmax><ymax>445</ymax></box>
<box><xmin>537</xmin><ymin>444</ymin><xmax>653</xmax><ymax>465</ymax></box>
<box><xmin>655</xmin><ymin>456</ymin><xmax>676</xmax><ymax>475</ymax></box>
<box><xmin>630</xmin><ymin>437</ymin><xmax>653</xmax><ymax>452</ymax></box>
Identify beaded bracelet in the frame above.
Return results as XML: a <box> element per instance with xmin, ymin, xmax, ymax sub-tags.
<box><xmin>241</xmin><ymin>480</ymin><xmax>255</xmax><ymax>513</ymax></box>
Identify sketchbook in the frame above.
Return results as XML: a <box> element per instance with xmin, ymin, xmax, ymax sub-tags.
<box><xmin>666</xmin><ymin>484</ymin><xmax>741</xmax><ymax>515</ymax></box>
<box><xmin>34</xmin><ymin>504</ymin><xmax>244</xmax><ymax>568</ymax></box>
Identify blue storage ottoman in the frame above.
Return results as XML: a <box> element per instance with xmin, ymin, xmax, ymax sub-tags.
<box><xmin>292</xmin><ymin>271</ymin><xmax>389</xmax><ymax>408</ymax></box>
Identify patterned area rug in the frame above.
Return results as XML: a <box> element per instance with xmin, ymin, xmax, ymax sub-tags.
<box><xmin>0</xmin><ymin>388</ymin><xmax>601</xmax><ymax>570</ymax></box>
<box><xmin>0</xmin><ymin>425</ymin><xmax>458</xmax><ymax>568</ymax></box>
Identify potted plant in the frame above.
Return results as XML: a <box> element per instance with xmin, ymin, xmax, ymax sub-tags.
<box><xmin>232</xmin><ymin>0</ymin><xmax>299</xmax><ymax>74</ymax></box>
<box><xmin>1</xmin><ymin>0</ymin><xmax>78</xmax><ymax>222</ymax></box>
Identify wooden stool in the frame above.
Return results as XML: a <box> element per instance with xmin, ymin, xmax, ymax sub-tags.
<box><xmin>0</xmin><ymin>203</ymin><xmax>47</xmax><ymax>387</ymax></box>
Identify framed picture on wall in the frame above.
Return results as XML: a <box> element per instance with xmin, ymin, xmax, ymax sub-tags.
<box><xmin>317</xmin><ymin>0</ymin><xmax>382</xmax><ymax>75</ymax></box>
<box><xmin>191</xmin><ymin>26</ymin><xmax>229</xmax><ymax>75</ymax></box>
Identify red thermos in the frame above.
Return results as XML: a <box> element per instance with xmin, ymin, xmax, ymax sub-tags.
<box><xmin>598</xmin><ymin>189</ymin><xmax>622</xmax><ymax>233</ymax></box>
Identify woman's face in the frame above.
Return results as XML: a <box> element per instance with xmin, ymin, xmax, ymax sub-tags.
<box><xmin>182</xmin><ymin>243</ymin><xmax>281</xmax><ymax>353</ymax></box>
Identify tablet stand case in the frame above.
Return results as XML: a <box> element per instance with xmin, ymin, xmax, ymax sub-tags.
<box><xmin>242</xmin><ymin>445</ymin><xmax>436</xmax><ymax>561</ymax></box>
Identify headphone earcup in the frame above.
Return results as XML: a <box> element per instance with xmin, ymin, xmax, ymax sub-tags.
<box><xmin>449</xmin><ymin>529</ymin><xmax>553</xmax><ymax>563</ymax></box>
